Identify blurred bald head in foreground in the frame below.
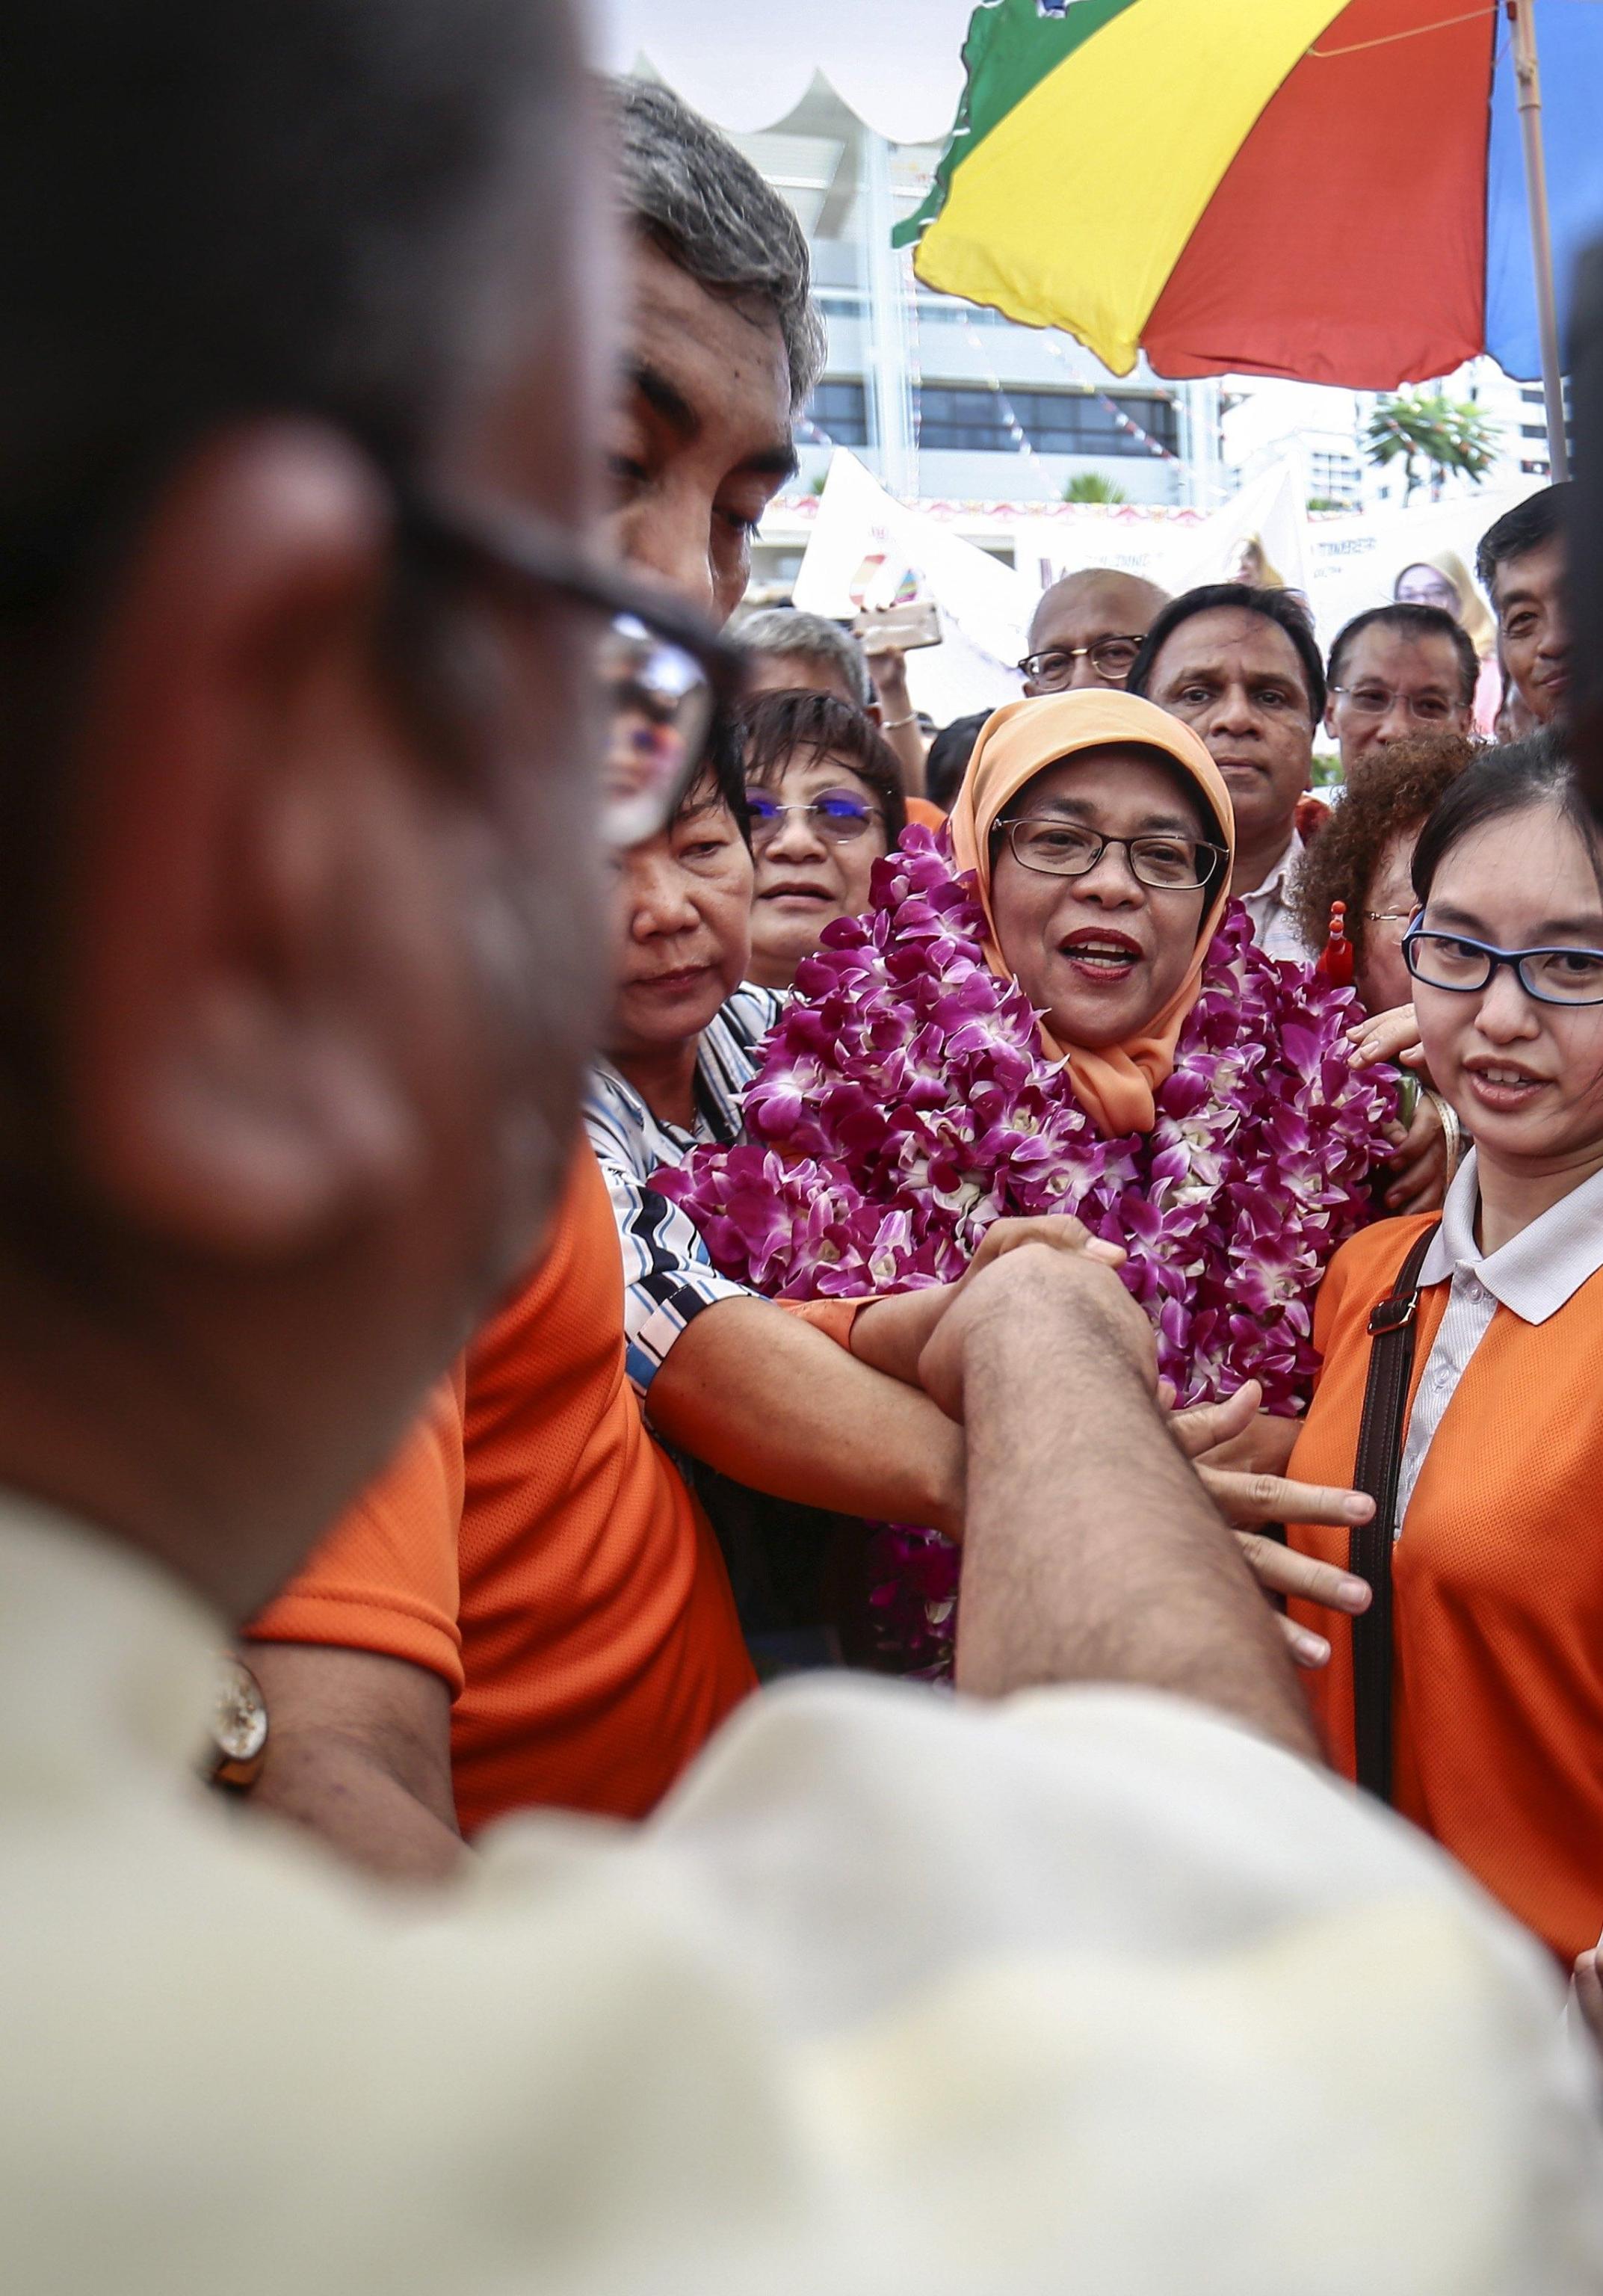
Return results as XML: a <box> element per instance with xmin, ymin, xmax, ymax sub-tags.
<box><xmin>0</xmin><ymin>0</ymin><xmax>610</xmax><ymax>1619</ymax></box>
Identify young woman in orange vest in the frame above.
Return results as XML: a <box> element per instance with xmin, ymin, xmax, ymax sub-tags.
<box><xmin>1286</xmin><ymin>732</ymin><xmax>1603</xmax><ymax>1966</ymax></box>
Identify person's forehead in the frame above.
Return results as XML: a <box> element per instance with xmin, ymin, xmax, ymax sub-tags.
<box><xmin>1494</xmin><ymin>533</ymin><xmax>1565</xmax><ymax>604</ymax></box>
<box><xmin>1433</xmin><ymin>806</ymin><xmax>1603</xmax><ymax>918</ymax></box>
<box><xmin>627</xmin><ymin>237</ymin><xmax>792</xmax><ymax>464</ymax></box>
<box><xmin>776</xmin><ymin>747</ymin><xmax>871</xmax><ymax>789</ymax></box>
<box><xmin>1030</xmin><ymin>575</ymin><xmax>1155</xmax><ymax>649</ymax></box>
<box><xmin>1019</xmin><ymin>745</ymin><xmax>1202</xmax><ymax>821</ymax></box>
<box><xmin>1347</xmin><ymin>625</ymin><xmax>1462</xmax><ymax>688</ymax></box>
<box><xmin>1154</xmin><ymin>606</ymin><xmax>1303</xmax><ymax>682</ymax></box>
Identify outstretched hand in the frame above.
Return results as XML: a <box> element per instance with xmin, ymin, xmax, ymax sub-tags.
<box><xmin>1347</xmin><ymin>1003</ymin><xmax>1448</xmax><ymax>1214</ymax></box>
<box><xmin>1347</xmin><ymin>1001</ymin><xmax>1424</xmax><ymax>1074</ymax></box>
<box><xmin>1169</xmin><ymin>1382</ymin><xmax>1373</xmax><ymax>1669</ymax></box>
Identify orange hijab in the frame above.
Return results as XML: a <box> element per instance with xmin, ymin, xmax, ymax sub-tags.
<box><xmin>948</xmin><ymin>691</ymin><xmax>1235</xmax><ymax>1137</ymax></box>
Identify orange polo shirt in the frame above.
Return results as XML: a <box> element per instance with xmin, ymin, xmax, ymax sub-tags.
<box><xmin>1285</xmin><ymin>1211</ymin><xmax>1603</xmax><ymax>1963</ymax></box>
<box><xmin>247</xmin><ymin>1145</ymin><xmax>756</xmax><ymax>1831</ymax></box>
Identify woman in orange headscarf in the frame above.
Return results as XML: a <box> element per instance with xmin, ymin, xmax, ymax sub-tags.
<box><xmin>661</xmin><ymin>690</ymin><xmax>1396</xmax><ymax>1675</ymax></box>
<box><xmin>946</xmin><ymin>690</ymin><xmax>1235</xmax><ymax>1133</ymax></box>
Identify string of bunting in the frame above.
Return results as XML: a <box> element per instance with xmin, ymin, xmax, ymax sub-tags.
<box><xmin>794</xmin><ymin>306</ymin><xmax>1189</xmax><ymax>490</ymax></box>
<box><xmin>952</xmin><ymin>308</ymin><xmax>1183</xmax><ymax>468</ymax></box>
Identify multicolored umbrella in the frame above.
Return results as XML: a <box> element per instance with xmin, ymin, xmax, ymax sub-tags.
<box><xmin>897</xmin><ymin>0</ymin><xmax>1603</xmax><ymax>453</ymax></box>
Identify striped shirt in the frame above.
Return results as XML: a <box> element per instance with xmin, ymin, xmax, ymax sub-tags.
<box><xmin>584</xmin><ymin>987</ymin><xmax>783</xmax><ymax>1397</ymax></box>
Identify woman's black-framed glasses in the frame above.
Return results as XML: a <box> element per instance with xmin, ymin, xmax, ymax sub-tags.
<box><xmin>397</xmin><ymin>490</ymin><xmax>743</xmax><ymax>850</ymax></box>
<box><xmin>1403</xmin><ymin>925</ymin><xmax>1603</xmax><ymax>1007</ymax></box>
<box><xmin>998</xmin><ymin>818</ymin><xmax>1226</xmax><ymax>892</ymax></box>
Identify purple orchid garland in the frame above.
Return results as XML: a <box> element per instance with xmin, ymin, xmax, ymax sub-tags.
<box><xmin>656</xmin><ymin>826</ymin><xmax>1396</xmax><ymax>1673</ymax></box>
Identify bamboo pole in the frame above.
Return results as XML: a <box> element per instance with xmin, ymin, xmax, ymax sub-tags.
<box><xmin>1508</xmin><ymin>0</ymin><xmax>1569</xmax><ymax>481</ymax></box>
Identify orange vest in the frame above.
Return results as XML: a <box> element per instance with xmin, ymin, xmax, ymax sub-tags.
<box><xmin>1286</xmin><ymin>1215</ymin><xmax>1603</xmax><ymax>1963</ymax></box>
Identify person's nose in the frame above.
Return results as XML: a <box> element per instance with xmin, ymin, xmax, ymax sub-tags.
<box><xmin>1474</xmin><ymin>963</ymin><xmax>1542</xmax><ymax>1042</ymax></box>
<box><xmin>1377</xmin><ymin>694</ymin><xmax>1415</xmax><ymax>745</ymax></box>
<box><xmin>1209</xmin><ymin>680</ymin><xmax>1258</xmax><ymax>736</ymax></box>
<box><xmin>628</xmin><ymin>854</ymin><xmax>701</xmax><ymax>942</ymax></box>
<box><xmin>1068</xmin><ymin>653</ymin><xmax>1105</xmax><ymax>690</ymax></box>
<box><xmin>1072</xmin><ymin>843</ymin><xmax>1144</xmax><ymax>905</ymax></box>
<box><xmin>765</xmin><ymin>804</ymin><xmax>829</xmax><ymax>863</ymax></box>
<box><xmin>1538</xmin><ymin>602</ymin><xmax>1570</xmax><ymax>662</ymax></box>
<box><xmin>610</xmin><ymin>491</ymin><xmax>717</xmax><ymax>623</ymax></box>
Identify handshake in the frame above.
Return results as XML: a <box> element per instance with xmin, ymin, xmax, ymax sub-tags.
<box><xmin>847</xmin><ymin>1215</ymin><xmax>1372</xmax><ymax>1675</ymax></box>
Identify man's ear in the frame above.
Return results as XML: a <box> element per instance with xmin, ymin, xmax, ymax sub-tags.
<box><xmin>1323</xmin><ymin>697</ymin><xmax>1339</xmax><ymax>742</ymax></box>
<box><xmin>62</xmin><ymin>421</ymin><xmax>425</xmax><ymax>1257</ymax></box>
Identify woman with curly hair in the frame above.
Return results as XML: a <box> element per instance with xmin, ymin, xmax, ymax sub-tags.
<box><xmin>1291</xmin><ymin>734</ymin><xmax>1475</xmax><ymax>1020</ymax></box>
<box><xmin>1292</xmin><ymin>735</ymin><xmax>1476</xmax><ymax>1218</ymax></box>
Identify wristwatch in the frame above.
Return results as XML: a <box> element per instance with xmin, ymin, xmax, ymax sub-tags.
<box><xmin>204</xmin><ymin>1654</ymin><xmax>269</xmax><ymax>1792</ymax></box>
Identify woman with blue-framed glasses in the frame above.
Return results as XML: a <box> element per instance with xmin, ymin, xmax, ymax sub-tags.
<box><xmin>1282</xmin><ymin>732</ymin><xmax>1603</xmax><ymax>1971</ymax></box>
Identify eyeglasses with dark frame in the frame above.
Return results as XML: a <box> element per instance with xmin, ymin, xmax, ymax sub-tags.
<box><xmin>1016</xmin><ymin>635</ymin><xmax>1146</xmax><ymax>688</ymax></box>
<box><xmin>997</xmin><ymin>818</ymin><xmax>1226</xmax><ymax>892</ymax></box>
<box><xmin>395</xmin><ymin>489</ymin><xmax>744</xmax><ymax>850</ymax></box>
<box><xmin>1403</xmin><ymin>925</ymin><xmax>1603</xmax><ymax>1007</ymax></box>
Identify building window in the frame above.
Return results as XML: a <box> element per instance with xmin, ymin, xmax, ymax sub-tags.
<box><xmin>1309</xmin><ymin>450</ymin><xmax>1362</xmax><ymax>502</ymax></box>
<box><xmin>801</xmin><ymin>379</ymin><xmax>868</xmax><ymax>447</ymax></box>
<box><xmin>913</xmin><ymin>384</ymin><xmax>1176</xmax><ymax>458</ymax></box>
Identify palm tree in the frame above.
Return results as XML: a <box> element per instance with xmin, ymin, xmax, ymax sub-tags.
<box><xmin>1364</xmin><ymin>390</ymin><xmax>1501</xmax><ymax>504</ymax></box>
<box><xmin>1061</xmin><ymin>471</ymin><xmax>1128</xmax><ymax>504</ymax></box>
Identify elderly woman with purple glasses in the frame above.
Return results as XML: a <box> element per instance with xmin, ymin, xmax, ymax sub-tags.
<box><xmin>740</xmin><ymin>689</ymin><xmax>908</xmax><ymax>993</ymax></box>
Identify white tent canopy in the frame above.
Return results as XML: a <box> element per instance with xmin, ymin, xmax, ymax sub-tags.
<box><xmin>594</xmin><ymin>0</ymin><xmax>974</xmax><ymax>141</ymax></box>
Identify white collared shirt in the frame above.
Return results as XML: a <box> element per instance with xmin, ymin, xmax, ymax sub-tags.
<box><xmin>1398</xmin><ymin>1149</ymin><xmax>1603</xmax><ymax>1529</ymax></box>
<box><xmin>4</xmin><ymin>1493</ymin><xmax>1600</xmax><ymax>2290</ymax></box>
<box><xmin>1238</xmin><ymin>828</ymin><xmax>1308</xmax><ymax>963</ymax></box>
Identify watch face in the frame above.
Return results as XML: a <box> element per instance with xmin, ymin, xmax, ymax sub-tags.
<box><xmin>211</xmin><ymin>1655</ymin><xmax>268</xmax><ymax>1768</ymax></box>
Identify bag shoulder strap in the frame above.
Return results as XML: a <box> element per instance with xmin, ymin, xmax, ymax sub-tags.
<box><xmin>1348</xmin><ymin>1220</ymin><xmax>1441</xmax><ymax>1803</ymax></box>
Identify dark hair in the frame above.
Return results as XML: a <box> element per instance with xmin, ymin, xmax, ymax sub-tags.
<box><xmin>676</xmin><ymin>710</ymin><xmax>753</xmax><ymax>848</ymax></box>
<box><xmin>924</xmin><ymin>711</ymin><xmax>990</xmax><ymax>813</ymax></box>
<box><xmin>738</xmin><ymin>688</ymin><xmax>907</xmax><ymax>847</ymax></box>
<box><xmin>1289</xmin><ymin>733</ymin><xmax>1474</xmax><ymax>967</ymax></box>
<box><xmin>1327</xmin><ymin>604</ymin><xmax>1478</xmax><ymax>710</ymax></box>
<box><xmin>1476</xmin><ymin>484</ymin><xmax>1566</xmax><ymax>597</ymax></box>
<box><xmin>609</xmin><ymin>78</ymin><xmax>824</xmax><ymax>409</ymax></box>
<box><xmin>1126</xmin><ymin>582</ymin><xmax>1327</xmax><ymax>719</ymax></box>
<box><xmin>1410</xmin><ymin>727</ymin><xmax>1598</xmax><ymax>906</ymax></box>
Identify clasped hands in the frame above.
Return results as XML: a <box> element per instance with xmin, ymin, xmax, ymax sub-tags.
<box><xmin>850</xmin><ymin>1215</ymin><xmax>1371</xmax><ymax>1668</ymax></box>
